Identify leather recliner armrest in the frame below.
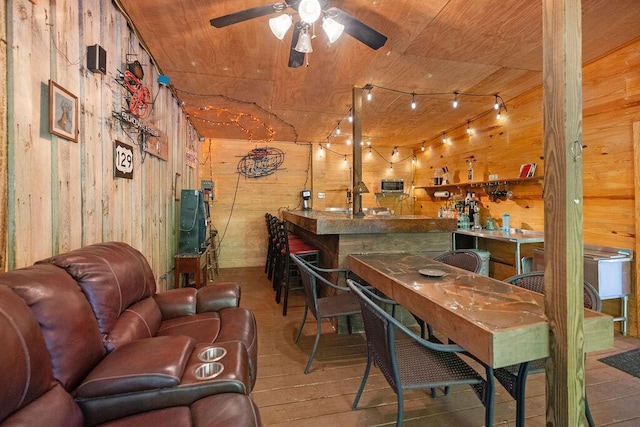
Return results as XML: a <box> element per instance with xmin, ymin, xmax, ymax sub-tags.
<box><xmin>74</xmin><ymin>335</ymin><xmax>195</xmax><ymax>399</ymax></box>
<box><xmin>153</xmin><ymin>282</ymin><xmax>240</xmax><ymax>320</ymax></box>
<box><xmin>196</xmin><ymin>282</ymin><xmax>241</xmax><ymax>312</ymax></box>
<box><xmin>154</xmin><ymin>288</ymin><xmax>198</xmax><ymax>320</ymax></box>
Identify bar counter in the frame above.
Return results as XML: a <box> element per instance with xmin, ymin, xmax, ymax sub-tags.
<box><xmin>282</xmin><ymin>210</ymin><xmax>456</xmax><ymax>268</ymax></box>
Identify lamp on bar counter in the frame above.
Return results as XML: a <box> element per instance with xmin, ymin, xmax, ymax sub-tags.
<box><xmin>353</xmin><ymin>181</ymin><xmax>369</xmax><ymax>218</ymax></box>
<box><xmin>354</xmin><ymin>181</ymin><xmax>370</xmax><ymax>194</ymax></box>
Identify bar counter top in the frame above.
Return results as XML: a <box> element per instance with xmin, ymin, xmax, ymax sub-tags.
<box><xmin>282</xmin><ymin>210</ymin><xmax>457</xmax><ymax>235</ymax></box>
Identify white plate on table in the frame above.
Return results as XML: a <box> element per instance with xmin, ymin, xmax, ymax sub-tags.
<box><xmin>418</xmin><ymin>268</ymin><xmax>447</xmax><ymax>278</ymax></box>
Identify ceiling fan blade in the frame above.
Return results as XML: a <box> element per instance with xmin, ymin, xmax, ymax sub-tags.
<box><xmin>326</xmin><ymin>7</ymin><xmax>387</xmax><ymax>50</ymax></box>
<box><xmin>288</xmin><ymin>24</ymin><xmax>305</xmax><ymax>68</ymax></box>
<box><xmin>210</xmin><ymin>2</ymin><xmax>288</xmax><ymax>28</ymax></box>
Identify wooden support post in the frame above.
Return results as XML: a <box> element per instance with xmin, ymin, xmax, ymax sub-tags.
<box><xmin>352</xmin><ymin>87</ymin><xmax>364</xmax><ymax>217</ymax></box>
<box><xmin>0</xmin><ymin>0</ymin><xmax>7</xmax><ymax>271</ymax></box>
<box><xmin>633</xmin><ymin>121</ymin><xmax>640</xmax><ymax>336</ymax></box>
<box><xmin>542</xmin><ymin>0</ymin><xmax>585</xmax><ymax>425</ymax></box>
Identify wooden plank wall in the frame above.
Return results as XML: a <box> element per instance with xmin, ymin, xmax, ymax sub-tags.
<box><xmin>4</xmin><ymin>0</ymin><xmax>199</xmax><ymax>291</ymax></box>
<box><xmin>199</xmin><ymin>140</ymin><xmax>311</xmax><ymax>268</ymax></box>
<box><xmin>415</xmin><ymin>37</ymin><xmax>640</xmax><ymax>336</ymax></box>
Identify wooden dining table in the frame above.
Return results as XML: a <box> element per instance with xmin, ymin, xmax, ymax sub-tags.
<box><xmin>347</xmin><ymin>251</ymin><xmax>614</xmax><ymax>369</ymax></box>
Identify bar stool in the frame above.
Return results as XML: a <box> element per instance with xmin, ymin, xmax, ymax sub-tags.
<box><xmin>269</xmin><ymin>217</ymin><xmax>304</xmax><ymax>288</ymax></box>
<box><xmin>265</xmin><ymin>213</ymin><xmax>274</xmax><ymax>276</ymax></box>
<box><xmin>265</xmin><ymin>213</ymin><xmax>281</xmax><ymax>280</ymax></box>
<box><xmin>273</xmin><ymin>219</ymin><xmax>319</xmax><ymax>316</ymax></box>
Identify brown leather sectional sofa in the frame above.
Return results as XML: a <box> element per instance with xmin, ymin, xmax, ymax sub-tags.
<box><xmin>0</xmin><ymin>242</ymin><xmax>261</xmax><ymax>426</ymax></box>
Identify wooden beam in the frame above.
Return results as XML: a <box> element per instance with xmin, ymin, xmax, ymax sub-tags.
<box><xmin>352</xmin><ymin>87</ymin><xmax>364</xmax><ymax>217</ymax></box>
<box><xmin>542</xmin><ymin>0</ymin><xmax>585</xmax><ymax>425</ymax></box>
<box><xmin>0</xmin><ymin>0</ymin><xmax>6</xmax><ymax>272</ymax></box>
<box><xmin>634</xmin><ymin>121</ymin><xmax>640</xmax><ymax>336</ymax></box>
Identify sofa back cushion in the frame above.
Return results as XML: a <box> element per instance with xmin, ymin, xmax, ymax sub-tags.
<box><xmin>40</xmin><ymin>242</ymin><xmax>160</xmax><ymax>348</ymax></box>
<box><xmin>0</xmin><ymin>286</ymin><xmax>83</xmax><ymax>426</ymax></box>
<box><xmin>1</xmin><ymin>264</ymin><xmax>105</xmax><ymax>391</ymax></box>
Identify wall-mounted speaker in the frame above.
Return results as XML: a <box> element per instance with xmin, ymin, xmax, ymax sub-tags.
<box><xmin>87</xmin><ymin>44</ymin><xmax>106</xmax><ymax>74</ymax></box>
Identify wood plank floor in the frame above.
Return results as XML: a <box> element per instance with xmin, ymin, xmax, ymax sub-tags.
<box><xmin>216</xmin><ymin>266</ymin><xmax>640</xmax><ymax>426</ymax></box>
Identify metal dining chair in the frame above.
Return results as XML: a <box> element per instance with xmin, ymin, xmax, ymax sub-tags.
<box><xmin>413</xmin><ymin>249</ymin><xmax>483</xmax><ymax>339</ymax></box>
<box><xmin>434</xmin><ymin>249</ymin><xmax>484</xmax><ymax>272</ymax></box>
<box><xmin>289</xmin><ymin>253</ymin><xmax>361</xmax><ymax>374</ymax></box>
<box><xmin>496</xmin><ymin>271</ymin><xmax>601</xmax><ymax>427</ymax></box>
<box><xmin>347</xmin><ymin>279</ymin><xmax>495</xmax><ymax>427</ymax></box>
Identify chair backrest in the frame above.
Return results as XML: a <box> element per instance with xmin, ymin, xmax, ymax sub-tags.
<box><xmin>267</xmin><ymin>214</ymin><xmax>279</xmax><ymax>242</ymax></box>
<box><xmin>504</xmin><ymin>271</ymin><xmax>602</xmax><ymax>311</ymax></box>
<box><xmin>346</xmin><ymin>279</ymin><xmax>402</xmax><ymax>393</ymax></box>
<box><xmin>290</xmin><ymin>254</ymin><xmax>352</xmax><ymax>318</ymax></box>
<box><xmin>289</xmin><ymin>253</ymin><xmax>324</xmax><ymax>318</ymax></box>
<box><xmin>276</xmin><ymin>219</ymin><xmax>292</xmax><ymax>256</ymax></box>
<box><xmin>434</xmin><ymin>249</ymin><xmax>483</xmax><ymax>273</ymax></box>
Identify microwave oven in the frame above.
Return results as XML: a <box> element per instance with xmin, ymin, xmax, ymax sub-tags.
<box><xmin>381</xmin><ymin>179</ymin><xmax>404</xmax><ymax>193</ymax></box>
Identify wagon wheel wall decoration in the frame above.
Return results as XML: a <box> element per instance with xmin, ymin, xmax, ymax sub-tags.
<box><xmin>237</xmin><ymin>147</ymin><xmax>285</xmax><ymax>178</ymax></box>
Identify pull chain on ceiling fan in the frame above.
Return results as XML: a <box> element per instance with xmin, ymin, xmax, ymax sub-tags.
<box><xmin>210</xmin><ymin>0</ymin><xmax>387</xmax><ymax>68</ymax></box>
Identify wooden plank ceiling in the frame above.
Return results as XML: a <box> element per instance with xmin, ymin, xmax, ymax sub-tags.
<box><xmin>118</xmin><ymin>0</ymin><xmax>640</xmax><ymax>148</ymax></box>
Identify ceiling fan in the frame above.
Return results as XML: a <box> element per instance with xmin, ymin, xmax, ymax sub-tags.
<box><xmin>210</xmin><ymin>0</ymin><xmax>388</xmax><ymax>68</ymax></box>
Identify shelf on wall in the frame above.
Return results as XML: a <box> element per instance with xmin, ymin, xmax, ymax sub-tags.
<box><xmin>416</xmin><ymin>176</ymin><xmax>542</xmax><ymax>191</ymax></box>
<box><xmin>416</xmin><ymin>177</ymin><xmax>543</xmax><ymax>200</ymax></box>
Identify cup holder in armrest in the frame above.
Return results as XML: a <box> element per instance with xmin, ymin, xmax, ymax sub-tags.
<box><xmin>199</xmin><ymin>346</ymin><xmax>227</xmax><ymax>362</ymax></box>
<box><xmin>194</xmin><ymin>362</ymin><xmax>224</xmax><ymax>380</ymax></box>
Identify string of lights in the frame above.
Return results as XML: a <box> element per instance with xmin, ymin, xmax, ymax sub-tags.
<box><xmin>326</xmin><ymin>85</ymin><xmax>509</xmax><ymax>150</ymax></box>
<box><xmin>173</xmin><ymin>88</ymin><xmax>299</xmax><ymax>143</ymax></box>
<box><xmin>318</xmin><ymin>143</ymin><xmax>416</xmax><ymax>169</ymax></box>
<box><xmin>363</xmin><ymin>84</ymin><xmax>507</xmax><ymax>113</ymax></box>
<box><xmin>189</xmin><ymin>110</ymin><xmax>276</xmax><ymax>142</ymax></box>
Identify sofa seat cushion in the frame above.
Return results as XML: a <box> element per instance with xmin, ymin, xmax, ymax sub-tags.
<box><xmin>216</xmin><ymin>308</ymin><xmax>258</xmax><ymax>389</ymax></box>
<box><xmin>96</xmin><ymin>393</ymin><xmax>262</xmax><ymax>427</ymax></box>
<box><xmin>156</xmin><ymin>312</ymin><xmax>220</xmax><ymax>344</ymax></box>
<box><xmin>75</xmin><ymin>335</ymin><xmax>195</xmax><ymax>399</ymax></box>
<box><xmin>216</xmin><ymin>308</ymin><xmax>257</xmax><ymax>358</ymax></box>
<box><xmin>1</xmin><ymin>384</ymin><xmax>84</xmax><ymax>427</ymax></box>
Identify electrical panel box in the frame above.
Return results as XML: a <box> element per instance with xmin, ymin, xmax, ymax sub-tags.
<box><xmin>201</xmin><ymin>180</ymin><xmax>214</xmax><ymax>200</ymax></box>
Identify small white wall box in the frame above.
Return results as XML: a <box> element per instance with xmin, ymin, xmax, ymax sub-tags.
<box><xmin>87</xmin><ymin>44</ymin><xmax>106</xmax><ymax>74</ymax></box>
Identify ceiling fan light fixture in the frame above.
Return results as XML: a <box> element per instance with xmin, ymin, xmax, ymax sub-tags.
<box><xmin>322</xmin><ymin>17</ymin><xmax>345</xmax><ymax>43</ymax></box>
<box><xmin>269</xmin><ymin>14</ymin><xmax>292</xmax><ymax>40</ymax></box>
<box><xmin>298</xmin><ymin>0</ymin><xmax>322</xmax><ymax>24</ymax></box>
<box><xmin>294</xmin><ymin>25</ymin><xmax>313</xmax><ymax>53</ymax></box>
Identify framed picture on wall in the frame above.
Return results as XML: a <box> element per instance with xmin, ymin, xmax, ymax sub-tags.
<box><xmin>48</xmin><ymin>80</ymin><xmax>78</xmax><ymax>142</ymax></box>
